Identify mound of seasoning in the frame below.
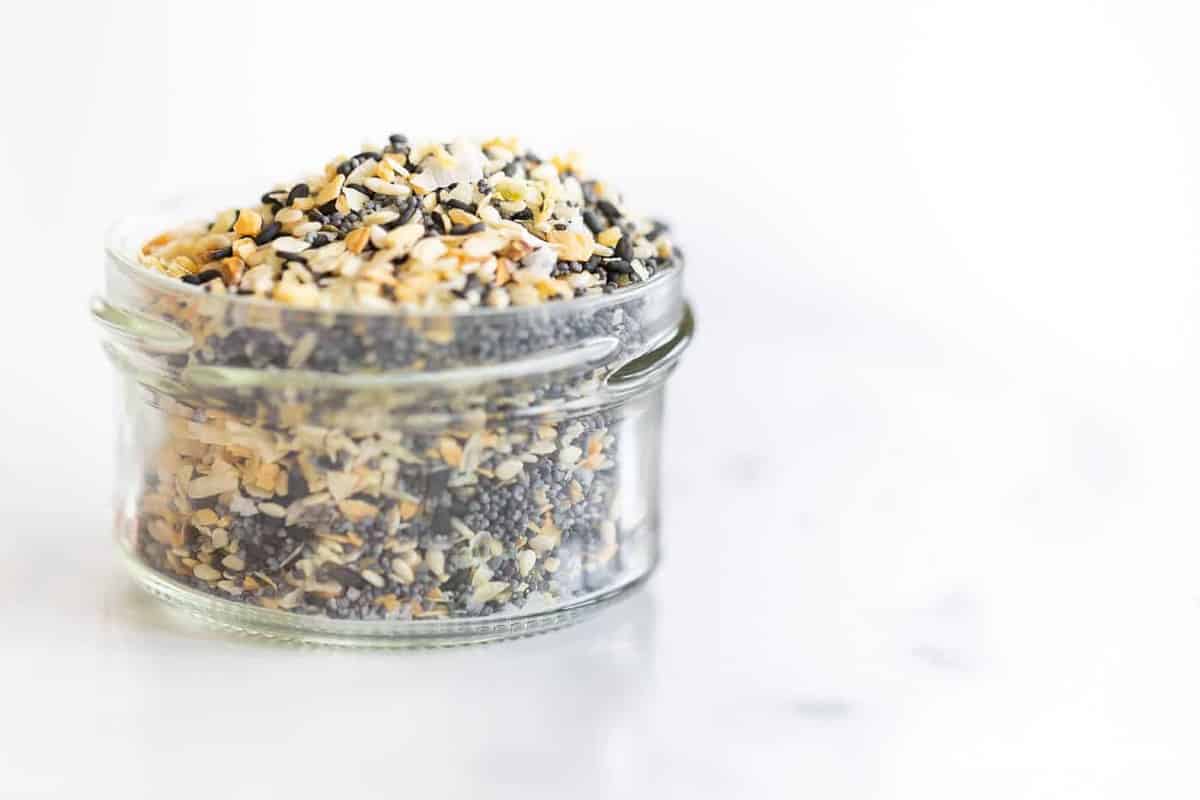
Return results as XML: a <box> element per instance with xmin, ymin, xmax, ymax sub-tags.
<box><xmin>117</xmin><ymin>135</ymin><xmax>686</xmax><ymax>626</ymax></box>
<box><xmin>140</xmin><ymin>135</ymin><xmax>677</xmax><ymax>311</ymax></box>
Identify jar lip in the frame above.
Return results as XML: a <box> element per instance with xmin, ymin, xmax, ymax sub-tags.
<box><xmin>105</xmin><ymin>211</ymin><xmax>683</xmax><ymax>321</ymax></box>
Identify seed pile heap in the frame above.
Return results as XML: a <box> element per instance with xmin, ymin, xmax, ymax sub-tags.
<box><xmin>120</xmin><ymin>136</ymin><xmax>683</xmax><ymax>623</ymax></box>
<box><xmin>140</xmin><ymin>135</ymin><xmax>677</xmax><ymax>311</ymax></box>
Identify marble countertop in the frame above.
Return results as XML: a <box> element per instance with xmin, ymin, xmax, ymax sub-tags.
<box><xmin>5</xmin><ymin>289</ymin><xmax>1197</xmax><ymax>798</ymax></box>
<box><xmin>6</xmin><ymin>1</ymin><xmax>1200</xmax><ymax>793</ymax></box>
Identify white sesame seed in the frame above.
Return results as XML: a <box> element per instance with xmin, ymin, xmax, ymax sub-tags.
<box><xmin>290</xmin><ymin>221</ymin><xmax>321</xmax><ymax>237</ymax></box>
<box><xmin>346</xmin><ymin>158</ymin><xmax>377</xmax><ymax>185</ymax></box>
<box><xmin>529</xmin><ymin>534</ymin><xmax>556</xmax><ymax>554</ymax></box>
<box><xmin>365</xmin><ymin>176</ymin><xmax>412</xmax><ymax>197</ymax></box>
<box><xmin>425</xmin><ymin>549</ymin><xmax>445</xmax><ymax>578</ymax></box>
<box><xmin>471</xmin><ymin>581</ymin><xmax>508</xmax><ymax>606</ymax></box>
<box><xmin>188</xmin><ymin>473</ymin><xmax>239</xmax><ymax>499</ymax></box>
<box><xmin>391</xmin><ymin>558</ymin><xmax>415</xmax><ymax>584</ymax></box>
<box><xmin>558</xmin><ymin>445</ymin><xmax>582</xmax><ymax>467</ymax></box>
<box><xmin>495</xmin><ymin>459</ymin><xmax>523</xmax><ymax>481</ymax></box>
<box><xmin>343</xmin><ymin>186</ymin><xmax>369</xmax><ymax>212</ymax></box>
<box><xmin>450</xmin><ymin>517</ymin><xmax>475</xmax><ymax>540</ymax></box>
<box><xmin>363</xmin><ymin>209</ymin><xmax>399</xmax><ymax>227</ymax></box>
<box><xmin>272</xmin><ymin>236</ymin><xmax>311</xmax><ymax>254</ymax></box>
<box><xmin>275</xmin><ymin>207</ymin><xmax>304</xmax><ymax>225</ymax></box>
<box><xmin>193</xmin><ymin>563</ymin><xmax>221</xmax><ymax>581</ymax></box>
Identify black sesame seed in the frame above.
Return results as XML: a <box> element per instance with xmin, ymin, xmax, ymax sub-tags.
<box><xmin>615</xmin><ymin>235</ymin><xmax>634</xmax><ymax>261</ymax></box>
<box><xmin>398</xmin><ymin>196</ymin><xmax>419</xmax><ymax>223</ymax></box>
<box><xmin>254</xmin><ymin>222</ymin><xmax>282</xmax><ymax>246</ymax></box>
<box><xmin>582</xmin><ymin>210</ymin><xmax>605</xmax><ymax>235</ymax></box>
<box><xmin>287</xmin><ymin>183</ymin><xmax>310</xmax><ymax>204</ymax></box>
<box><xmin>430</xmin><ymin>214</ymin><xmax>447</xmax><ymax>234</ymax></box>
<box><xmin>607</xmin><ymin>259</ymin><xmax>633</xmax><ymax>274</ymax></box>
<box><xmin>511</xmin><ymin>208</ymin><xmax>534</xmax><ymax>221</ymax></box>
<box><xmin>208</xmin><ymin>246</ymin><xmax>233</xmax><ymax>260</ymax></box>
<box><xmin>388</xmin><ymin>133</ymin><xmax>409</xmax><ymax>145</ymax></box>
<box><xmin>597</xmin><ymin>200</ymin><xmax>621</xmax><ymax>221</ymax></box>
<box><xmin>182</xmin><ymin>268</ymin><xmax>223</xmax><ymax>285</ymax></box>
<box><xmin>444</xmin><ymin>199</ymin><xmax>476</xmax><ymax>214</ymax></box>
<box><xmin>384</xmin><ymin>199</ymin><xmax>417</xmax><ymax>230</ymax></box>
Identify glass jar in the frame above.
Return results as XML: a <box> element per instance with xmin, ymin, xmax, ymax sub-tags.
<box><xmin>92</xmin><ymin>211</ymin><xmax>693</xmax><ymax>646</ymax></box>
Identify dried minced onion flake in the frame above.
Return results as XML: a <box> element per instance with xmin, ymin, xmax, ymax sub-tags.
<box><xmin>521</xmin><ymin>246</ymin><xmax>558</xmax><ymax>279</ymax></box>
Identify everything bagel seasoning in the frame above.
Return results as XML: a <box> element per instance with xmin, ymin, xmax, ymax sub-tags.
<box><xmin>111</xmin><ymin>135</ymin><xmax>686</xmax><ymax>631</ymax></box>
<box><xmin>140</xmin><ymin>135</ymin><xmax>678</xmax><ymax>312</ymax></box>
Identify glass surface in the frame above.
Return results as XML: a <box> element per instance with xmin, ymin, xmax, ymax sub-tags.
<box><xmin>95</xmin><ymin>212</ymin><xmax>692</xmax><ymax>646</ymax></box>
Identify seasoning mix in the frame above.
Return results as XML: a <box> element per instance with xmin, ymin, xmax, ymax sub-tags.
<box><xmin>96</xmin><ymin>135</ymin><xmax>691</xmax><ymax>644</ymax></box>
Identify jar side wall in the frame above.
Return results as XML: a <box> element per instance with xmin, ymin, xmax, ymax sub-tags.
<box><xmin>113</xmin><ymin>375</ymin><xmax>667</xmax><ymax>626</ymax></box>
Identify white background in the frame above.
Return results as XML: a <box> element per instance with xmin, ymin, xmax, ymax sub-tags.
<box><xmin>3</xmin><ymin>1</ymin><xmax>1200</xmax><ymax>796</ymax></box>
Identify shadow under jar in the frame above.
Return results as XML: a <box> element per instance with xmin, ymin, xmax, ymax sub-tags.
<box><xmin>93</xmin><ymin>213</ymin><xmax>693</xmax><ymax>646</ymax></box>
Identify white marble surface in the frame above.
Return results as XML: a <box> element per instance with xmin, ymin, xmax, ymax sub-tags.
<box><xmin>7</xmin><ymin>1</ymin><xmax>1200</xmax><ymax>796</ymax></box>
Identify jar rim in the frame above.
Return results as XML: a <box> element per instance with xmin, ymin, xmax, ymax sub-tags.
<box><xmin>106</xmin><ymin>211</ymin><xmax>684</xmax><ymax>321</ymax></box>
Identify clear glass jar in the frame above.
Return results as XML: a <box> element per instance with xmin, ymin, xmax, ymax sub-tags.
<box><xmin>92</xmin><ymin>212</ymin><xmax>693</xmax><ymax>646</ymax></box>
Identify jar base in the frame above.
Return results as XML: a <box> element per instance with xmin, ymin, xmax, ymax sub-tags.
<box><xmin>120</xmin><ymin>548</ymin><xmax>654</xmax><ymax>648</ymax></box>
